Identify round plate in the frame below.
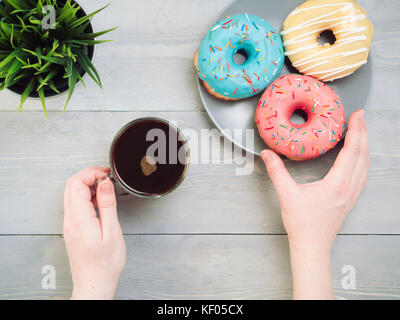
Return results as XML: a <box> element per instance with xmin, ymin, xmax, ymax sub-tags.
<box><xmin>197</xmin><ymin>0</ymin><xmax>373</xmax><ymax>156</ymax></box>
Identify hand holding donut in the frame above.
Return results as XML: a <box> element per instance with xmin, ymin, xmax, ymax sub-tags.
<box><xmin>261</xmin><ymin>110</ymin><xmax>369</xmax><ymax>299</ymax></box>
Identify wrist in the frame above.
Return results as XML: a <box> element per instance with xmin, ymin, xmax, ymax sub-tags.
<box><xmin>71</xmin><ymin>278</ymin><xmax>118</xmax><ymax>300</ymax></box>
<box><xmin>71</xmin><ymin>287</ymin><xmax>116</xmax><ymax>300</ymax></box>
<box><xmin>288</xmin><ymin>238</ymin><xmax>333</xmax><ymax>300</ymax></box>
<box><xmin>288</xmin><ymin>237</ymin><xmax>332</xmax><ymax>257</ymax></box>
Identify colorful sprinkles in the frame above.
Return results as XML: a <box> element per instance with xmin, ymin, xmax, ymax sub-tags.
<box><xmin>197</xmin><ymin>14</ymin><xmax>284</xmax><ymax>99</ymax></box>
<box><xmin>255</xmin><ymin>75</ymin><xmax>346</xmax><ymax>160</ymax></box>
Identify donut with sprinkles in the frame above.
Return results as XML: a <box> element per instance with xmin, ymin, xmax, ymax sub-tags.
<box><xmin>255</xmin><ymin>74</ymin><xmax>346</xmax><ymax>161</ymax></box>
<box><xmin>195</xmin><ymin>13</ymin><xmax>284</xmax><ymax>100</ymax></box>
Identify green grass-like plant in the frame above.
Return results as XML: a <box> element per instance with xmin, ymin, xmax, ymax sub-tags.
<box><xmin>0</xmin><ymin>0</ymin><xmax>116</xmax><ymax>116</ymax></box>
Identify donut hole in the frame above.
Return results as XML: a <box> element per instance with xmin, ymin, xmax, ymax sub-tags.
<box><xmin>233</xmin><ymin>49</ymin><xmax>248</xmax><ymax>65</ymax></box>
<box><xmin>318</xmin><ymin>30</ymin><xmax>336</xmax><ymax>46</ymax></box>
<box><xmin>290</xmin><ymin>109</ymin><xmax>309</xmax><ymax>126</ymax></box>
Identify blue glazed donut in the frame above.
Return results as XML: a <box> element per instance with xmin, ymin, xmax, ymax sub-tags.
<box><xmin>195</xmin><ymin>13</ymin><xmax>285</xmax><ymax>100</ymax></box>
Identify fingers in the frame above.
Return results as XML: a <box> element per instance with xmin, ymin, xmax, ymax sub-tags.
<box><xmin>261</xmin><ymin>150</ymin><xmax>297</xmax><ymax>197</ymax></box>
<box><xmin>65</xmin><ymin>167</ymin><xmax>110</xmax><ymax>222</ymax></box>
<box><xmin>74</xmin><ymin>167</ymin><xmax>110</xmax><ymax>187</ymax></box>
<box><xmin>352</xmin><ymin>111</ymin><xmax>370</xmax><ymax>190</ymax></box>
<box><xmin>324</xmin><ymin>110</ymin><xmax>364</xmax><ymax>184</ymax></box>
<box><xmin>96</xmin><ymin>178</ymin><xmax>121</xmax><ymax>240</ymax></box>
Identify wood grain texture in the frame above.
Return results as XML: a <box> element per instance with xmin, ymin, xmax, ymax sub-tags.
<box><xmin>0</xmin><ymin>110</ymin><xmax>398</xmax><ymax>234</ymax></box>
<box><xmin>0</xmin><ymin>0</ymin><xmax>399</xmax><ymax>300</ymax></box>
<box><xmin>0</xmin><ymin>0</ymin><xmax>397</xmax><ymax>111</ymax></box>
<box><xmin>0</xmin><ymin>235</ymin><xmax>399</xmax><ymax>300</ymax></box>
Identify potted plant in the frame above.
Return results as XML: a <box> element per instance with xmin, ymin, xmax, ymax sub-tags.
<box><xmin>0</xmin><ymin>0</ymin><xmax>116</xmax><ymax>116</ymax></box>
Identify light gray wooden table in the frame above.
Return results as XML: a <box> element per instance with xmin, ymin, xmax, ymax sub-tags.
<box><xmin>0</xmin><ymin>0</ymin><xmax>399</xmax><ymax>300</ymax></box>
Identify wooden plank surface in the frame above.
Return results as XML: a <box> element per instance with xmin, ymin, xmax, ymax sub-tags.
<box><xmin>0</xmin><ymin>0</ymin><xmax>399</xmax><ymax>300</ymax></box>
<box><xmin>0</xmin><ymin>235</ymin><xmax>399</xmax><ymax>300</ymax></box>
<box><xmin>0</xmin><ymin>0</ymin><xmax>398</xmax><ymax>111</ymax></box>
<box><xmin>0</xmin><ymin>110</ymin><xmax>399</xmax><ymax>235</ymax></box>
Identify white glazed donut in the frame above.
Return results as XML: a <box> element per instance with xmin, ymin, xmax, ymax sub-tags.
<box><xmin>282</xmin><ymin>0</ymin><xmax>374</xmax><ymax>82</ymax></box>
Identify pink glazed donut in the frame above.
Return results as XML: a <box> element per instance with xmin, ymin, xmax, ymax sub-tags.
<box><xmin>255</xmin><ymin>74</ymin><xmax>346</xmax><ymax>161</ymax></box>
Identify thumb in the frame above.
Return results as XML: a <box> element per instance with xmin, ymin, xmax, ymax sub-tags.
<box><xmin>261</xmin><ymin>150</ymin><xmax>297</xmax><ymax>196</ymax></box>
<box><xmin>96</xmin><ymin>178</ymin><xmax>120</xmax><ymax>238</ymax></box>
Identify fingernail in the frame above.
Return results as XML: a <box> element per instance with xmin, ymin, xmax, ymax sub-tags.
<box><xmin>261</xmin><ymin>150</ymin><xmax>268</xmax><ymax>158</ymax></box>
<box><xmin>359</xmin><ymin>110</ymin><xmax>365</xmax><ymax>119</ymax></box>
<box><xmin>261</xmin><ymin>150</ymin><xmax>271</xmax><ymax>160</ymax></box>
<box><xmin>100</xmin><ymin>179</ymin><xmax>113</xmax><ymax>192</ymax></box>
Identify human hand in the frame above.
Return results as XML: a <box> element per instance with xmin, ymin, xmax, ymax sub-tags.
<box><xmin>262</xmin><ymin>109</ymin><xmax>369</xmax><ymax>251</ymax></box>
<box><xmin>63</xmin><ymin>167</ymin><xmax>126</xmax><ymax>300</ymax></box>
<box><xmin>261</xmin><ymin>110</ymin><xmax>369</xmax><ymax>299</ymax></box>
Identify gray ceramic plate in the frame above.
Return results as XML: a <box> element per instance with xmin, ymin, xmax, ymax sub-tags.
<box><xmin>197</xmin><ymin>0</ymin><xmax>373</xmax><ymax>156</ymax></box>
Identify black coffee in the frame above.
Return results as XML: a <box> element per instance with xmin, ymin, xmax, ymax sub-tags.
<box><xmin>111</xmin><ymin>119</ymin><xmax>187</xmax><ymax>196</ymax></box>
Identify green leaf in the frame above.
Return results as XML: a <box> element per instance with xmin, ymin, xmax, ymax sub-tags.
<box><xmin>28</xmin><ymin>16</ymin><xmax>42</xmax><ymax>25</ymax></box>
<box><xmin>0</xmin><ymin>21</ymin><xmax>21</xmax><ymax>43</ymax></box>
<box><xmin>4</xmin><ymin>58</ymin><xmax>22</xmax><ymax>87</ymax></box>
<box><xmin>10</xmin><ymin>9</ymin><xmax>31</xmax><ymax>15</ymax></box>
<box><xmin>38</xmin><ymin>86</ymin><xmax>48</xmax><ymax>119</ymax></box>
<box><xmin>18</xmin><ymin>78</ymin><xmax>35</xmax><ymax>111</ymax></box>
<box><xmin>76</xmin><ymin>27</ymin><xmax>118</xmax><ymax>40</ymax></box>
<box><xmin>46</xmin><ymin>39</ymin><xmax>59</xmax><ymax>56</ymax></box>
<box><xmin>5</xmin><ymin>0</ymin><xmax>30</xmax><ymax>11</ymax></box>
<box><xmin>65</xmin><ymin>39</ymin><xmax>112</xmax><ymax>46</ymax></box>
<box><xmin>70</xmin><ymin>4</ymin><xmax>110</xmax><ymax>29</ymax></box>
<box><xmin>66</xmin><ymin>46</ymin><xmax>76</xmax><ymax>62</ymax></box>
<box><xmin>21</xmin><ymin>62</ymin><xmax>40</xmax><ymax>70</ymax></box>
<box><xmin>57</xmin><ymin>0</ymin><xmax>79</xmax><ymax>24</ymax></box>
<box><xmin>16</xmin><ymin>15</ymin><xmax>28</xmax><ymax>31</ymax></box>
<box><xmin>0</xmin><ymin>49</ymin><xmax>21</xmax><ymax>70</ymax></box>
<box><xmin>74</xmin><ymin>48</ymin><xmax>102</xmax><ymax>88</ymax></box>
<box><xmin>34</xmin><ymin>61</ymin><xmax>52</xmax><ymax>74</ymax></box>
<box><xmin>77</xmin><ymin>72</ymin><xmax>86</xmax><ymax>89</ymax></box>
<box><xmin>37</xmin><ymin>70</ymin><xmax>57</xmax><ymax>89</ymax></box>
<box><xmin>40</xmin><ymin>55</ymin><xmax>65</xmax><ymax>65</ymax></box>
<box><xmin>34</xmin><ymin>0</ymin><xmax>42</xmax><ymax>15</ymax></box>
<box><xmin>15</xmin><ymin>56</ymin><xmax>27</xmax><ymax>66</ymax></box>
<box><xmin>35</xmin><ymin>48</ymin><xmax>42</xmax><ymax>64</ymax></box>
<box><xmin>0</xmin><ymin>48</ymin><xmax>21</xmax><ymax>69</ymax></box>
<box><xmin>41</xmin><ymin>31</ymin><xmax>49</xmax><ymax>40</ymax></box>
<box><xmin>68</xmin><ymin>21</ymin><xmax>90</xmax><ymax>37</ymax></box>
<box><xmin>10</xmin><ymin>73</ymin><xmax>27</xmax><ymax>83</ymax></box>
<box><xmin>48</xmin><ymin>79</ymin><xmax>60</xmax><ymax>94</ymax></box>
<box><xmin>64</xmin><ymin>57</ymin><xmax>78</xmax><ymax>110</ymax></box>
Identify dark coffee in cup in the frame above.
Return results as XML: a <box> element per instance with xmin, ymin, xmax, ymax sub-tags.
<box><xmin>110</xmin><ymin>118</ymin><xmax>189</xmax><ymax>198</ymax></box>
